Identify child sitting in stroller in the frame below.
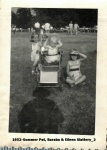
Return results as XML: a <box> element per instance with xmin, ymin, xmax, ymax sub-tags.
<box><xmin>41</xmin><ymin>35</ymin><xmax>63</xmax><ymax>65</ymax></box>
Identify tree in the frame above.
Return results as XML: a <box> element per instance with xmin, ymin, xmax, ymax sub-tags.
<box><xmin>16</xmin><ymin>8</ymin><xmax>32</xmax><ymax>28</ymax></box>
<box><xmin>78</xmin><ymin>9</ymin><xmax>98</xmax><ymax>27</ymax></box>
<box><xmin>11</xmin><ymin>11</ymin><xmax>17</xmax><ymax>26</ymax></box>
<box><xmin>32</xmin><ymin>8</ymin><xmax>98</xmax><ymax>28</ymax></box>
<box><xmin>14</xmin><ymin>8</ymin><xmax>98</xmax><ymax>28</ymax></box>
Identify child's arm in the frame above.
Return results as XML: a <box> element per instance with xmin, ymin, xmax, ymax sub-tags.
<box><xmin>43</xmin><ymin>37</ymin><xmax>50</xmax><ymax>48</ymax></box>
<box><xmin>56</xmin><ymin>40</ymin><xmax>63</xmax><ymax>54</ymax></box>
<box><xmin>56</xmin><ymin>40</ymin><xmax>63</xmax><ymax>48</ymax></box>
<box><xmin>79</xmin><ymin>52</ymin><xmax>87</xmax><ymax>61</ymax></box>
<box><xmin>42</xmin><ymin>40</ymin><xmax>49</xmax><ymax>54</ymax></box>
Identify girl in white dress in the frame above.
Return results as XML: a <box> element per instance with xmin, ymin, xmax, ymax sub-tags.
<box><xmin>30</xmin><ymin>33</ymin><xmax>42</xmax><ymax>74</ymax></box>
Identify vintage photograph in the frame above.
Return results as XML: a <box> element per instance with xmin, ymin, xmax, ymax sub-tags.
<box><xmin>9</xmin><ymin>8</ymin><xmax>97</xmax><ymax>134</ymax></box>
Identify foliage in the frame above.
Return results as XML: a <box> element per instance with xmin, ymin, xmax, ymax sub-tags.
<box><xmin>16</xmin><ymin>8</ymin><xmax>32</xmax><ymax>28</ymax></box>
<box><xmin>11</xmin><ymin>11</ymin><xmax>18</xmax><ymax>26</ymax></box>
<box><xmin>12</xmin><ymin>8</ymin><xmax>98</xmax><ymax>28</ymax></box>
<box><xmin>33</xmin><ymin>8</ymin><xmax>98</xmax><ymax>27</ymax></box>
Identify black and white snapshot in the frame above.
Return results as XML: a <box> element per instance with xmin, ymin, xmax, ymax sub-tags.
<box><xmin>9</xmin><ymin>8</ymin><xmax>97</xmax><ymax>134</ymax></box>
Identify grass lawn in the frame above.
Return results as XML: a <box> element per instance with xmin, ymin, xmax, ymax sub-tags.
<box><xmin>9</xmin><ymin>31</ymin><xmax>97</xmax><ymax>134</ymax></box>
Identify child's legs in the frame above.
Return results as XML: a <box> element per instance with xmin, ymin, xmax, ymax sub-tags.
<box><xmin>31</xmin><ymin>51</ymin><xmax>35</xmax><ymax>62</ymax></box>
<box><xmin>74</xmin><ymin>28</ymin><xmax>77</xmax><ymax>34</ymax></box>
<box><xmin>66</xmin><ymin>77</ymin><xmax>75</xmax><ymax>84</ymax></box>
<box><xmin>75</xmin><ymin>75</ymin><xmax>86</xmax><ymax>85</ymax></box>
<box><xmin>32</xmin><ymin>55</ymin><xmax>40</xmax><ymax>71</ymax></box>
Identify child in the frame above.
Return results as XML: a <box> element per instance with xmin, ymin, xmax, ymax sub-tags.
<box><xmin>42</xmin><ymin>35</ymin><xmax>62</xmax><ymax>64</ymax></box>
<box><xmin>30</xmin><ymin>33</ymin><xmax>42</xmax><ymax>75</ymax></box>
<box><xmin>66</xmin><ymin>49</ymin><xmax>87</xmax><ymax>87</ymax></box>
<box><xmin>34</xmin><ymin>22</ymin><xmax>40</xmax><ymax>39</ymax></box>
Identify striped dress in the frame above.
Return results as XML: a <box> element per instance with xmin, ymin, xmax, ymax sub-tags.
<box><xmin>68</xmin><ymin>60</ymin><xmax>82</xmax><ymax>81</ymax></box>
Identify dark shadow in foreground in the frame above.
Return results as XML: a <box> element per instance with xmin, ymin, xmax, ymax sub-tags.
<box><xmin>18</xmin><ymin>88</ymin><xmax>64</xmax><ymax>133</ymax></box>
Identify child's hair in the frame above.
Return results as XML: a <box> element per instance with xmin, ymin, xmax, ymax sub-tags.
<box><xmin>50</xmin><ymin>36</ymin><xmax>59</xmax><ymax>43</ymax></box>
<box><xmin>69</xmin><ymin>49</ymin><xmax>80</xmax><ymax>60</ymax></box>
<box><xmin>47</xmin><ymin>36</ymin><xmax>59</xmax><ymax>46</ymax></box>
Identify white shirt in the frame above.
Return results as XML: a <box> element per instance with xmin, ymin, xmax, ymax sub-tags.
<box><xmin>44</xmin><ymin>23</ymin><xmax>50</xmax><ymax>31</ymax></box>
<box><xmin>69</xmin><ymin>23</ymin><xmax>73</xmax><ymax>28</ymax></box>
<box><xmin>32</xmin><ymin>42</ymin><xmax>41</xmax><ymax>51</ymax></box>
<box><xmin>34</xmin><ymin>22</ymin><xmax>40</xmax><ymax>28</ymax></box>
<box><xmin>45</xmin><ymin>46</ymin><xmax>60</xmax><ymax>63</ymax></box>
<box><xmin>74</xmin><ymin>24</ymin><xmax>79</xmax><ymax>29</ymax></box>
<box><xmin>48</xmin><ymin>46</ymin><xmax>58</xmax><ymax>55</ymax></box>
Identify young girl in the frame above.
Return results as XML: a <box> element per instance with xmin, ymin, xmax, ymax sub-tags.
<box><xmin>66</xmin><ymin>49</ymin><xmax>87</xmax><ymax>87</ymax></box>
<box><xmin>42</xmin><ymin>35</ymin><xmax>62</xmax><ymax>64</ymax></box>
<box><xmin>30</xmin><ymin>33</ymin><xmax>42</xmax><ymax>75</ymax></box>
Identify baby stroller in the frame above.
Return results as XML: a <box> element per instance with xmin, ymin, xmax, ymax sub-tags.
<box><xmin>34</xmin><ymin>47</ymin><xmax>63</xmax><ymax>91</ymax></box>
